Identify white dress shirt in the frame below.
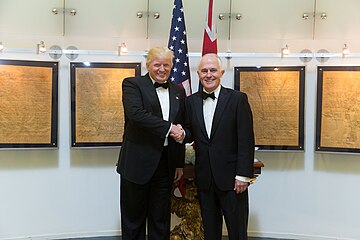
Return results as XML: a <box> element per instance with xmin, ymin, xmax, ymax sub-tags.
<box><xmin>152</xmin><ymin>79</ymin><xmax>170</xmax><ymax>146</ymax></box>
<box><xmin>203</xmin><ymin>86</ymin><xmax>220</xmax><ymax>138</ymax></box>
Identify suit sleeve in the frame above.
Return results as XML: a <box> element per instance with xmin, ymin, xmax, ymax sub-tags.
<box><xmin>172</xmin><ymin>87</ymin><xmax>186</xmax><ymax>168</ymax></box>
<box><xmin>183</xmin><ymin>96</ymin><xmax>194</xmax><ymax>143</ymax></box>
<box><xmin>236</xmin><ymin>93</ymin><xmax>255</xmax><ymax>178</ymax></box>
<box><xmin>122</xmin><ymin>77</ymin><xmax>171</xmax><ymax>138</ymax></box>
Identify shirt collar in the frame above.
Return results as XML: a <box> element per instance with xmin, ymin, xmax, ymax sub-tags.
<box><xmin>203</xmin><ymin>85</ymin><xmax>221</xmax><ymax>99</ymax></box>
<box><xmin>149</xmin><ymin>75</ymin><xmax>168</xmax><ymax>86</ymax></box>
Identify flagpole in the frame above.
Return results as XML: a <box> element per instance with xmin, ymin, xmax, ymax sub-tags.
<box><xmin>228</xmin><ymin>0</ymin><xmax>232</xmax><ymax>41</ymax></box>
<box><xmin>146</xmin><ymin>0</ymin><xmax>150</xmax><ymax>39</ymax></box>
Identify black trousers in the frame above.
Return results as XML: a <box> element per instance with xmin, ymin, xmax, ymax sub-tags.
<box><xmin>120</xmin><ymin>148</ymin><xmax>171</xmax><ymax>240</ymax></box>
<box><xmin>197</xmin><ymin>179</ymin><xmax>249</xmax><ymax>240</ymax></box>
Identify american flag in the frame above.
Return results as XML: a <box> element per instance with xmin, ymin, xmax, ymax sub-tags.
<box><xmin>168</xmin><ymin>0</ymin><xmax>192</xmax><ymax>96</ymax></box>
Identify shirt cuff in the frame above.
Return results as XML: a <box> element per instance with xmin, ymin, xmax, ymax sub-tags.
<box><xmin>235</xmin><ymin>175</ymin><xmax>251</xmax><ymax>182</ymax></box>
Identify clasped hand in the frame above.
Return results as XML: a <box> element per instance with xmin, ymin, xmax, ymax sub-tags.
<box><xmin>170</xmin><ymin>124</ymin><xmax>185</xmax><ymax>143</ymax></box>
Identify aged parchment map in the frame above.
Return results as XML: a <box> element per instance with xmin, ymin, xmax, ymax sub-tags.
<box><xmin>0</xmin><ymin>64</ymin><xmax>53</xmax><ymax>145</ymax></box>
<box><xmin>239</xmin><ymin>71</ymin><xmax>300</xmax><ymax>147</ymax></box>
<box><xmin>319</xmin><ymin>71</ymin><xmax>360</xmax><ymax>150</ymax></box>
<box><xmin>74</xmin><ymin>67</ymin><xmax>136</xmax><ymax>144</ymax></box>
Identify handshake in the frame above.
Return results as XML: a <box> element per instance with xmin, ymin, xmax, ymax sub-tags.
<box><xmin>170</xmin><ymin>124</ymin><xmax>185</xmax><ymax>143</ymax></box>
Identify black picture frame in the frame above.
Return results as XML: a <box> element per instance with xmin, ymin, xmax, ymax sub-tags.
<box><xmin>0</xmin><ymin>59</ymin><xmax>58</xmax><ymax>148</ymax></box>
<box><xmin>70</xmin><ymin>62</ymin><xmax>141</xmax><ymax>147</ymax></box>
<box><xmin>234</xmin><ymin>66</ymin><xmax>305</xmax><ymax>151</ymax></box>
<box><xmin>316</xmin><ymin>66</ymin><xmax>360</xmax><ymax>153</ymax></box>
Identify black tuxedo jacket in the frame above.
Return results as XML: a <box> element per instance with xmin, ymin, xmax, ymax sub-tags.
<box><xmin>117</xmin><ymin>73</ymin><xmax>185</xmax><ymax>184</ymax></box>
<box><xmin>184</xmin><ymin>86</ymin><xmax>254</xmax><ymax>191</ymax></box>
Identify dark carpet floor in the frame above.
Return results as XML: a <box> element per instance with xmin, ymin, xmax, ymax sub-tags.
<box><xmin>64</xmin><ymin>236</ymin><xmax>289</xmax><ymax>240</ymax></box>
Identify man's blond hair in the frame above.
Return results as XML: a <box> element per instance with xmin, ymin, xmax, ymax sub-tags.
<box><xmin>146</xmin><ymin>47</ymin><xmax>174</xmax><ymax>67</ymax></box>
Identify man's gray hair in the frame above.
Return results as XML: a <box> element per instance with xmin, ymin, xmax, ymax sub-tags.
<box><xmin>198</xmin><ymin>53</ymin><xmax>223</xmax><ymax>70</ymax></box>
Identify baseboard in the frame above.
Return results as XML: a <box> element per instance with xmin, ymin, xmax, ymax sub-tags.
<box><xmin>2</xmin><ymin>230</ymin><xmax>357</xmax><ymax>240</ymax></box>
<box><xmin>249</xmin><ymin>230</ymin><xmax>357</xmax><ymax>240</ymax></box>
<box><xmin>0</xmin><ymin>230</ymin><xmax>121</xmax><ymax>240</ymax></box>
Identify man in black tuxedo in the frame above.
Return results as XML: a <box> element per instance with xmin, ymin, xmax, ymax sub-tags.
<box><xmin>183</xmin><ymin>54</ymin><xmax>255</xmax><ymax>240</ymax></box>
<box><xmin>116</xmin><ymin>47</ymin><xmax>186</xmax><ymax>240</ymax></box>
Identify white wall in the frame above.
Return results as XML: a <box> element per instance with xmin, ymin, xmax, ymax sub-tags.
<box><xmin>0</xmin><ymin>54</ymin><xmax>123</xmax><ymax>239</ymax></box>
<box><xmin>1</xmin><ymin>0</ymin><xmax>360</xmax><ymax>239</ymax></box>
<box><xmin>1</xmin><ymin>42</ymin><xmax>360</xmax><ymax>240</ymax></box>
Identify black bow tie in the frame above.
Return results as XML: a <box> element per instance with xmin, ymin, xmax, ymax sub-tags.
<box><xmin>201</xmin><ymin>91</ymin><xmax>215</xmax><ymax>100</ymax></box>
<box><xmin>154</xmin><ymin>81</ymin><xmax>169</xmax><ymax>89</ymax></box>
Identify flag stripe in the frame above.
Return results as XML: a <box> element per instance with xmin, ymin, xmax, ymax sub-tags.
<box><xmin>202</xmin><ymin>0</ymin><xmax>218</xmax><ymax>55</ymax></box>
<box><xmin>199</xmin><ymin>0</ymin><xmax>218</xmax><ymax>91</ymax></box>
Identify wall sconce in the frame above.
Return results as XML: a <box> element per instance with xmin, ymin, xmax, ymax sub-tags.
<box><xmin>153</xmin><ymin>12</ymin><xmax>160</xmax><ymax>19</ymax></box>
<box><xmin>136</xmin><ymin>11</ymin><xmax>143</xmax><ymax>18</ymax></box>
<box><xmin>0</xmin><ymin>42</ymin><xmax>4</xmax><ymax>52</ymax></box>
<box><xmin>218</xmin><ymin>13</ymin><xmax>242</xmax><ymax>20</ymax></box>
<box><xmin>235</xmin><ymin>14</ymin><xmax>242</xmax><ymax>20</ymax></box>
<box><xmin>320</xmin><ymin>12</ymin><xmax>327</xmax><ymax>20</ymax></box>
<box><xmin>303</xmin><ymin>12</ymin><xmax>327</xmax><ymax>20</ymax></box>
<box><xmin>303</xmin><ymin>12</ymin><xmax>324</xmax><ymax>20</ymax></box>
<box><xmin>52</xmin><ymin>8</ymin><xmax>77</xmax><ymax>16</ymax></box>
<box><xmin>342</xmin><ymin>44</ymin><xmax>350</xmax><ymax>57</ymax></box>
<box><xmin>118</xmin><ymin>42</ymin><xmax>128</xmax><ymax>56</ymax></box>
<box><xmin>136</xmin><ymin>11</ymin><xmax>160</xmax><ymax>19</ymax></box>
<box><xmin>37</xmin><ymin>41</ymin><xmax>46</xmax><ymax>54</ymax></box>
<box><xmin>281</xmin><ymin>44</ymin><xmax>290</xmax><ymax>57</ymax></box>
<box><xmin>69</xmin><ymin>9</ymin><xmax>77</xmax><ymax>16</ymax></box>
<box><xmin>218</xmin><ymin>13</ymin><xmax>227</xmax><ymax>20</ymax></box>
<box><xmin>302</xmin><ymin>13</ymin><xmax>310</xmax><ymax>20</ymax></box>
<box><xmin>52</xmin><ymin>8</ymin><xmax>59</xmax><ymax>15</ymax></box>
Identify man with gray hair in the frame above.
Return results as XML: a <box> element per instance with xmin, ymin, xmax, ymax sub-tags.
<box><xmin>183</xmin><ymin>53</ymin><xmax>255</xmax><ymax>240</ymax></box>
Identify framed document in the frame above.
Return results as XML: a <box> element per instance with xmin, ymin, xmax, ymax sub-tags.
<box><xmin>316</xmin><ymin>66</ymin><xmax>360</xmax><ymax>153</ymax></box>
<box><xmin>234</xmin><ymin>66</ymin><xmax>305</xmax><ymax>151</ymax></box>
<box><xmin>71</xmin><ymin>62</ymin><xmax>141</xmax><ymax>147</ymax></box>
<box><xmin>0</xmin><ymin>60</ymin><xmax>58</xmax><ymax>148</ymax></box>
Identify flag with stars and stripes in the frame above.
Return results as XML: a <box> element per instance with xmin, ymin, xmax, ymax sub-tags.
<box><xmin>168</xmin><ymin>0</ymin><xmax>192</xmax><ymax>96</ymax></box>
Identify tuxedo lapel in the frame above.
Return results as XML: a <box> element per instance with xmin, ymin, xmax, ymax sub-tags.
<box><xmin>193</xmin><ymin>92</ymin><xmax>209</xmax><ymax>141</ymax></box>
<box><xmin>210</xmin><ymin>87</ymin><xmax>231</xmax><ymax>139</ymax></box>
<box><xmin>168</xmin><ymin>83</ymin><xmax>179</xmax><ymax>123</ymax></box>
<box><xmin>142</xmin><ymin>74</ymin><xmax>163</xmax><ymax>118</ymax></box>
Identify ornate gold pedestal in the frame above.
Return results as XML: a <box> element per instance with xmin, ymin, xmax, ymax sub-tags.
<box><xmin>170</xmin><ymin>180</ymin><xmax>204</xmax><ymax>240</ymax></box>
